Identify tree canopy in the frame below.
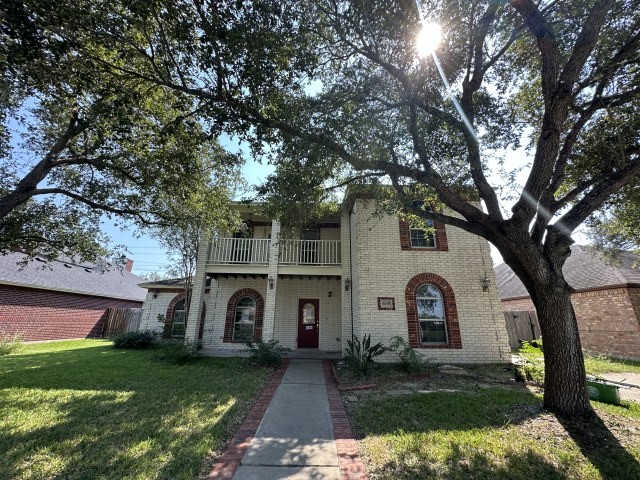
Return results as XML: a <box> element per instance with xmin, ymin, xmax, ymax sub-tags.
<box><xmin>3</xmin><ymin>0</ymin><xmax>640</xmax><ymax>416</ymax></box>
<box><xmin>0</xmin><ymin>0</ymin><xmax>242</xmax><ymax>260</ymax></box>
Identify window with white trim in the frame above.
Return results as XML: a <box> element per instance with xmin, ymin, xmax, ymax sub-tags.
<box><xmin>233</xmin><ymin>296</ymin><xmax>256</xmax><ymax>342</ymax></box>
<box><xmin>410</xmin><ymin>201</ymin><xmax>436</xmax><ymax>248</ymax></box>
<box><xmin>171</xmin><ymin>299</ymin><xmax>187</xmax><ymax>338</ymax></box>
<box><xmin>416</xmin><ymin>284</ymin><xmax>448</xmax><ymax>344</ymax></box>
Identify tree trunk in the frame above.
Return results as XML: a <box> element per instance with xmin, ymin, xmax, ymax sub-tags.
<box><xmin>529</xmin><ymin>283</ymin><xmax>592</xmax><ymax>416</ymax></box>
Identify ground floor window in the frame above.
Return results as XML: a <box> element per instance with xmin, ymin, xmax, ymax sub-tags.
<box><xmin>416</xmin><ymin>284</ymin><xmax>447</xmax><ymax>344</ymax></box>
<box><xmin>405</xmin><ymin>273</ymin><xmax>462</xmax><ymax>349</ymax></box>
<box><xmin>171</xmin><ymin>298</ymin><xmax>187</xmax><ymax>338</ymax></box>
<box><xmin>233</xmin><ymin>296</ymin><xmax>257</xmax><ymax>342</ymax></box>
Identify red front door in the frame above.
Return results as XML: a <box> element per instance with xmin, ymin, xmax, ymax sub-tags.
<box><xmin>298</xmin><ymin>299</ymin><xmax>319</xmax><ymax>348</ymax></box>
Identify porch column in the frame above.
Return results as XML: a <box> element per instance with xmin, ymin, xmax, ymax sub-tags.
<box><xmin>341</xmin><ymin>210</ymin><xmax>352</xmax><ymax>355</ymax></box>
<box><xmin>185</xmin><ymin>233</ymin><xmax>210</xmax><ymax>343</ymax></box>
<box><xmin>262</xmin><ymin>220</ymin><xmax>280</xmax><ymax>341</ymax></box>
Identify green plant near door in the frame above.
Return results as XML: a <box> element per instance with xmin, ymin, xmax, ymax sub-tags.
<box><xmin>346</xmin><ymin>334</ymin><xmax>386</xmax><ymax>375</ymax></box>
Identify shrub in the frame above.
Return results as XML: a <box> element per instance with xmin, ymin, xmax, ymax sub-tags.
<box><xmin>154</xmin><ymin>340</ymin><xmax>202</xmax><ymax>365</ymax></box>
<box><xmin>515</xmin><ymin>340</ymin><xmax>545</xmax><ymax>385</ymax></box>
<box><xmin>245</xmin><ymin>339</ymin><xmax>288</xmax><ymax>368</ymax></box>
<box><xmin>346</xmin><ymin>334</ymin><xmax>387</xmax><ymax>375</ymax></box>
<box><xmin>0</xmin><ymin>332</ymin><xmax>23</xmax><ymax>355</ymax></box>
<box><xmin>112</xmin><ymin>330</ymin><xmax>156</xmax><ymax>349</ymax></box>
<box><xmin>388</xmin><ymin>336</ymin><xmax>428</xmax><ymax>373</ymax></box>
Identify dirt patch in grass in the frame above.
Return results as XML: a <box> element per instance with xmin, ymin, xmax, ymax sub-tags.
<box><xmin>340</xmin><ymin>361</ymin><xmax>640</xmax><ymax>479</ymax></box>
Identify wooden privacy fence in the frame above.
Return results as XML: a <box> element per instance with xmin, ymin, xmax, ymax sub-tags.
<box><xmin>503</xmin><ymin>310</ymin><xmax>542</xmax><ymax>349</ymax></box>
<box><xmin>102</xmin><ymin>308</ymin><xmax>143</xmax><ymax>338</ymax></box>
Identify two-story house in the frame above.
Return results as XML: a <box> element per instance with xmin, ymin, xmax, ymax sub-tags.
<box><xmin>139</xmin><ymin>196</ymin><xmax>510</xmax><ymax>363</ymax></box>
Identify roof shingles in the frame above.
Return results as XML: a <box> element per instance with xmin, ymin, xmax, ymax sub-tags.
<box><xmin>495</xmin><ymin>245</ymin><xmax>640</xmax><ymax>300</ymax></box>
<box><xmin>0</xmin><ymin>252</ymin><xmax>146</xmax><ymax>302</ymax></box>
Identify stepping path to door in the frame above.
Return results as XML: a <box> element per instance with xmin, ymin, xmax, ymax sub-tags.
<box><xmin>206</xmin><ymin>359</ymin><xmax>367</xmax><ymax>480</ymax></box>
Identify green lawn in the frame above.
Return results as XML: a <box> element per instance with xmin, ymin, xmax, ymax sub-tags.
<box><xmin>517</xmin><ymin>344</ymin><xmax>640</xmax><ymax>376</ymax></box>
<box><xmin>350</xmin><ymin>387</ymin><xmax>640</xmax><ymax>479</ymax></box>
<box><xmin>0</xmin><ymin>340</ymin><xmax>270</xmax><ymax>480</ymax></box>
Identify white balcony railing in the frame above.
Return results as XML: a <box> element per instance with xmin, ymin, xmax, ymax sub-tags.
<box><xmin>207</xmin><ymin>238</ymin><xmax>270</xmax><ymax>264</ymax></box>
<box><xmin>279</xmin><ymin>239</ymin><xmax>341</xmax><ymax>265</ymax></box>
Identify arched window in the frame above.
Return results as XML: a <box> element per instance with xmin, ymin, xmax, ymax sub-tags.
<box><xmin>416</xmin><ymin>284</ymin><xmax>447</xmax><ymax>344</ymax></box>
<box><xmin>233</xmin><ymin>296</ymin><xmax>256</xmax><ymax>342</ymax></box>
<box><xmin>171</xmin><ymin>298</ymin><xmax>187</xmax><ymax>338</ymax></box>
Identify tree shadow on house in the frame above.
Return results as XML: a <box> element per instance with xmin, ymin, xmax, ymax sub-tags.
<box><xmin>0</xmin><ymin>344</ymin><xmax>267</xmax><ymax>479</ymax></box>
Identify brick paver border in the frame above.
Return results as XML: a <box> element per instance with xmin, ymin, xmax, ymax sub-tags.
<box><xmin>206</xmin><ymin>359</ymin><xmax>290</xmax><ymax>479</ymax></box>
<box><xmin>323</xmin><ymin>360</ymin><xmax>368</xmax><ymax>480</ymax></box>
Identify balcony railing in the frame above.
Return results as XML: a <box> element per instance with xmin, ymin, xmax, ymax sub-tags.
<box><xmin>206</xmin><ymin>238</ymin><xmax>341</xmax><ymax>266</ymax></box>
<box><xmin>279</xmin><ymin>239</ymin><xmax>341</xmax><ymax>265</ymax></box>
<box><xmin>207</xmin><ymin>238</ymin><xmax>270</xmax><ymax>264</ymax></box>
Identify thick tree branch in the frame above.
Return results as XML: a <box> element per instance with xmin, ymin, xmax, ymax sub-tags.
<box><xmin>558</xmin><ymin>158</ymin><xmax>640</xmax><ymax>233</ymax></box>
<box><xmin>0</xmin><ymin>111</ymin><xmax>87</xmax><ymax>219</ymax></box>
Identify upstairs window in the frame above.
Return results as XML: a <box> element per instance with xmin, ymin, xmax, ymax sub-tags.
<box><xmin>410</xmin><ymin>201</ymin><xmax>436</xmax><ymax>249</ymax></box>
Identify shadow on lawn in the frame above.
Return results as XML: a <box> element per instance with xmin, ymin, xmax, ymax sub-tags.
<box><xmin>558</xmin><ymin>412</ymin><xmax>640</xmax><ymax>480</ymax></box>
<box><xmin>375</xmin><ymin>448</ymin><xmax>565</xmax><ymax>479</ymax></box>
<box><xmin>353</xmin><ymin>386</ymin><xmax>640</xmax><ymax>479</ymax></box>
<box><xmin>0</xmin><ymin>344</ymin><xmax>263</xmax><ymax>479</ymax></box>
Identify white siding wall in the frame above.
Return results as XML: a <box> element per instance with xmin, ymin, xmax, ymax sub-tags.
<box><xmin>351</xmin><ymin>200</ymin><xmax>510</xmax><ymax>364</ymax></box>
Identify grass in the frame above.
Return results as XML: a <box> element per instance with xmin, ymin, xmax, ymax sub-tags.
<box><xmin>517</xmin><ymin>343</ymin><xmax>640</xmax><ymax>376</ymax></box>
<box><xmin>0</xmin><ymin>339</ymin><xmax>270</xmax><ymax>480</ymax></box>
<box><xmin>347</xmin><ymin>376</ymin><xmax>640</xmax><ymax>479</ymax></box>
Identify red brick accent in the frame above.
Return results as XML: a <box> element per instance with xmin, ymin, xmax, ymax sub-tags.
<box><xmin>206</xmin><ymin>359</ymin><xmax>290</xmax><ymax>479</ymax></box>
<box><xmin>163</xmin><ymin>292</ymin><xmax>187</xmax><ymax>339</ymax></box>
<box><xmin>502</xmin><ymin>286</ymin><xmax>640</xmax><ymax>358</ymax></box>
<box><xmin>163</xmin><ymin>292</ymin><xmax>206</xmax><ymax>340</ymax></box>
<box><xmin>0</xmin><ymin>284</ymin><xmax>142</xmax><ymax>341</ymax></box>
<box><xmin>323</xmin><ymin>361</ymin><xmax>367</xmax><ymax>480</ymax></box>
<box><xmin>223</xmin><ymin>289</ymin><xmax>264</xmax><ymax>343</ymax></box>
<box><xmin>399</xmin><ymin>219</ymin><xmax>448</xmax><ymax>252</ymax></box>
<box><xmin>405</xmin><ymin>273</ymin><xmax>462</xmax><ymax>349</ymax></box>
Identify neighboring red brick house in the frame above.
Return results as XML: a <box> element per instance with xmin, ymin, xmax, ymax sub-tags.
<box><xmin>496</xmin><ymin>245</ymin><xmax>640</xmax><ymax>359</ymax></box>
<box><xmin>0</xmin><ymin>252</ymin><xmax>146</xmax><ymax>341</ymax></box>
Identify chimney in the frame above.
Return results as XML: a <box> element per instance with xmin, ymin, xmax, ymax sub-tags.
<box><xmin>125</xmin><ymin>258</ymin><xmax>134</xmax><ymax>272</ymax></box>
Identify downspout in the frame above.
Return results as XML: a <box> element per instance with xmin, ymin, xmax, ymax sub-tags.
<box><xmin>349</xmin><ymin>206</ymin><xmax>354</xmax><ymax>339</ymax></box>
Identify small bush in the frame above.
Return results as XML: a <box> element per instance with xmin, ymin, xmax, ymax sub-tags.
<box><xmin>112</xmin><ymin>330</ymin><xmax>156</xmax><ymax>349</ymax></box>
<box><xmin>515</xmin><ymin>341</ymin><xmax>545</xmax><ymax>384</ymax></box>
<box><xmin>154</xmin><ymin>340</ymin><xmax>202</xmax><ymax>365</ymax></box>
<box><xmin>346</xmin><ymin>334</ymin><xmax>387</xmax><ymax>375</ymax></box>
<box><xmin>0</xmin><ymin>332</ymin><xmax>23</xmax><ymax>355</ymax></box>
<box><xmin>388</xmin><ymin>336</ymin><xmax>429</xmax><ymax>373</ymax></box>
<box><xmin>515</xmin><ymin>361</ymin><xmax>545</xmax><ymax>385</ymax></box>
<box><xmin>245</xmin><ymin>339</ymin><xmax>288</xmax><ymax>368</ymax></box>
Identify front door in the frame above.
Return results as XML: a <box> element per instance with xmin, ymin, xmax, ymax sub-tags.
<box><xmin>298</xmin><ymin>299</ymin><xmax>319</xmax><ymax>348</ymax></box>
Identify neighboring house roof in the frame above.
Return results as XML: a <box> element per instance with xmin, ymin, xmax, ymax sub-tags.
<box><xmin>495</xmin><ymin>245</ymin><xmax>640</xmax><ymax>300</ymax></box>
<box><xmin>0</xmin><ymin>252</ymin><xmax>146</xmax><ymax>302</ymax></box>
<box><xmin>138</xmin><ymin>277</ymin><xmax>212</xmax><ymax>289</ymax></box>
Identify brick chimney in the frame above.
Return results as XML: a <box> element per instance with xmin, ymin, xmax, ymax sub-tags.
<box><xmin>125</xmin><ymin>259</ymin><xmax>134</xmax><ymax>272</ymax></box>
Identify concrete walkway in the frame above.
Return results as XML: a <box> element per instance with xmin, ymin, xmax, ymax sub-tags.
<box><xmin>233</xmin><ymin>360</ymin><xmax>341</xmax><ymax>479</ymax></box>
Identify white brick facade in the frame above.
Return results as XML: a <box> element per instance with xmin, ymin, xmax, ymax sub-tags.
<box><xmin>141</xmin><ymin>198</ymin><xmax>510</xmax><ymax>363</ymax></box>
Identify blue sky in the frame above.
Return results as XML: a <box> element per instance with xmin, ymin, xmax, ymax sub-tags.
<box><xmin>103</xmin><ymin>136</ymin><xmax>274</xmax><ymax>277</ymax></box>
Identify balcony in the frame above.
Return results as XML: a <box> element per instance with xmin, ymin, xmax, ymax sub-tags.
<box><xmin>278</xmin><ymin>239</ymin><xmax>341</xmax><ymax>266</ymax></box>
<box><xmin>207</xmin><ymin>238</ymin><xmax>271</xmax><ymax>265</ymax></box>
<box><xmin>205</xmin><ymin>238</ymin><xmax>341</xmax><ymax>276</ymax></box>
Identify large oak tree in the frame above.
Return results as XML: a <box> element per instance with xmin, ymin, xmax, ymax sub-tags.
<box><xmin>25</xmin><ymin>0</ymin><xmax>640</xmax><ymax>416</ymax></box>
<box><xmin>0</xmin><ymin>1</ymin><xmax>241</xmax><ymax>261</ymax></box>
